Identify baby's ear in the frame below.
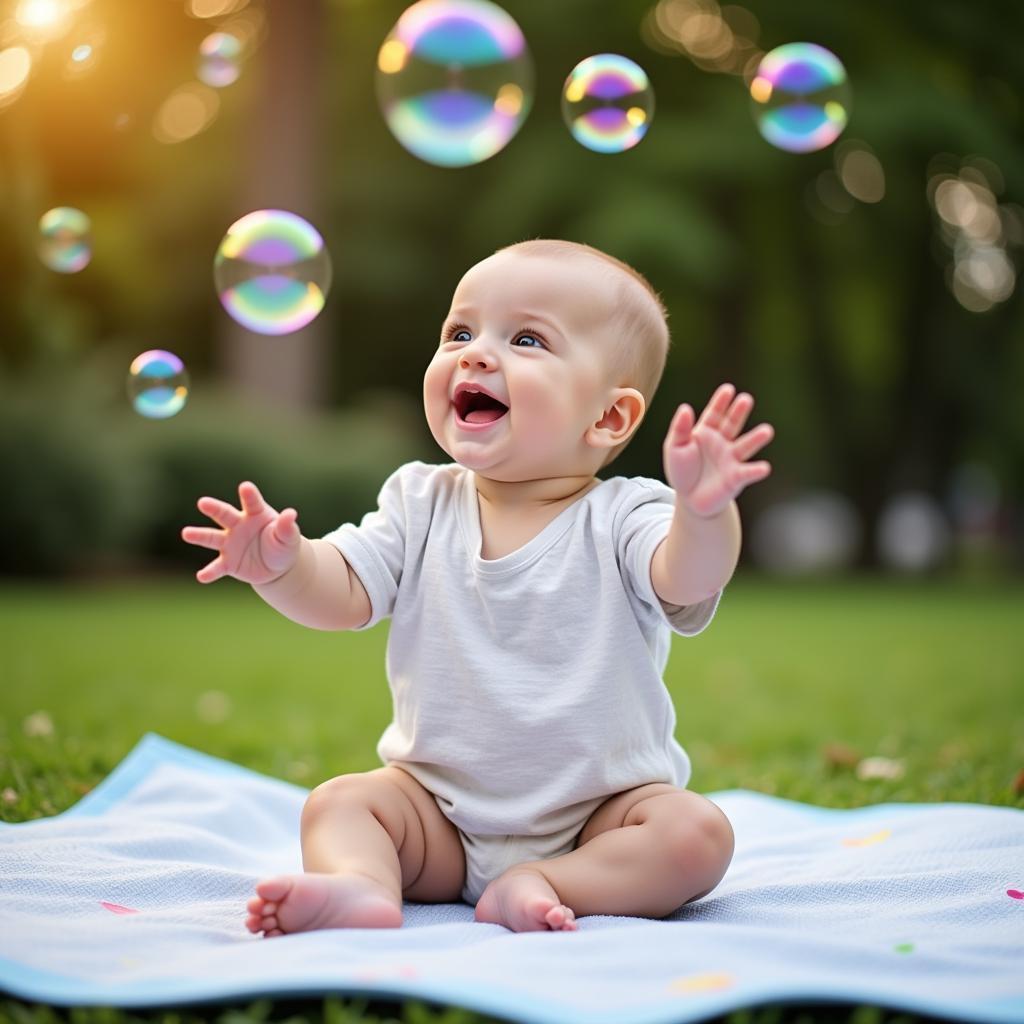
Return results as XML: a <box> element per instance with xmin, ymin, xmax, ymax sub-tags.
<box><xmin>586</xmin><ymin>388</ymin><xmax>645</xmax><ymax>450</ymax></box>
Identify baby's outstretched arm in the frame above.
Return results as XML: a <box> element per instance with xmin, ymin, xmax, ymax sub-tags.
<box><xmin>652</xmin><ymin>383</ymin><xmax>774</xmax><ymax>606</ymax></box>
<box><xmin>182</xmin><ymin>481</ymin><xmax>369</xmax><ymax>631</ymax></box>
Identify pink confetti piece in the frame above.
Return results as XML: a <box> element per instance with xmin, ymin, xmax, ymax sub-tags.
<box><xmin>99</xmin><ymin>901</ymin><xmax>139</xmax><ymax>915</ymax></box>
<box><xmin>1007</xmin><ymin>889</ymin><xmax>1024</xmax><ymax>900</ymax></box>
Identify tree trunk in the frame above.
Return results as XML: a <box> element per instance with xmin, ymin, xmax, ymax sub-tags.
<box><xmin>220</xmin><ymin>0</ymin><xmax>329</xmax><ymax>410</ymax></box>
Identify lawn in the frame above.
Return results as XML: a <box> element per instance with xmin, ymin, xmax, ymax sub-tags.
<box><xmin>1</xmin><ymin>577</ymin><xmax>1022</xmax><ymax>1024</ymax></box>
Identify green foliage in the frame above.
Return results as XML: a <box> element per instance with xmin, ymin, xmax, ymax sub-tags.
<box><xmin>0</xmin><ymin>358</ymin><xmax>429</xmax><ymax>577</ymax></box>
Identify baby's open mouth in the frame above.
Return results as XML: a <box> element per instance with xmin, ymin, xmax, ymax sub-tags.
<box><xmin>454</xmin><ymin>390</ymin><xmax>509</xmax><ymax>424</ymax></box>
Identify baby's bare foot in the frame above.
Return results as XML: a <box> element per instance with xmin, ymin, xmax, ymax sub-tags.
<box><xmin>245</xmin><ymin>872</ymin><xmax>402</xmax><ymax>936</ymax></box>
<box><xmin>474</xmin><ymin>867</ymin><xmax>578</xmax><ymax>933</ymax></box>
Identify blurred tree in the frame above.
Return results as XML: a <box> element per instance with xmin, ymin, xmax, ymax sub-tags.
<box><xmin>0</xmin><ymin>0</ymin><xmax>1022</xmax><ymax>573</ymax></box>
<box><xmin>219</xmin><ymin>0</ymin><xmax>330</xmax><ymax>409</ymax></box>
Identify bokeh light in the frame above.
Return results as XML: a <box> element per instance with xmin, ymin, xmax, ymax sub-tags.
<box><xmin>197</xmin><ymin>31</ymin><xmax>241</xmax><ymax>87</ymax></box>
<box><xmin>643</xmin><ymin>0</ymin><xmax>763</xmax><ymax>79</ymax></box>
<box><xmin>928</xmin><ymin>158</ymin><xmax>1017</xmax><ymax>312</ymax></box>
<box><xmin>152</xmin><ymin>82</ymin><xmax>220</xmax><ymax>143</ymax></box>
<box><xmin>16</xmin><ymin>0</ymin><xmax>66</xmax><ymax>34</ymax></box>
<box><xmin>38</xmin><ymin>207</ymin><xmax>91</xmax><ymax>273</ymax></box>
<box><xmin>0</xmin><ymin>45</ymin><xmax>31</xmax><ymax>108</ymax></box>
<box><xmin>127</xmin><ymin>350</ymin><xmax>190</xmax><ymax>419</ymax></box>
<box><xmin>375</xmin><ymin>0</ymin><xmax>533</xmax><ymax>168</ymax></box>
<box><xmin>877</xmin><ymin>493</ymin><xmax>951</xmax><ymax>572</ymax></box>
<box><xmin>186</xmin><ymin>0</ymin><xmax>249</xmax><ymax>18</ymax></box>
<box><xmin>751</xmin><ymin>492</ymin><xmax>861</xmax><ymax>576</ymax></box>
<box><xmin>561</xmin><ymin>54</ymin><xmax>654</xmax><ymax>154</ymax></box>
<box><xmin>214</xmin><ymin>210</ymin><xmax>332</xmax><ymax>336</ymax></box>
<box><xmin>835</xmin><ymin>141</ymin><xmax>885</xmax><ymax>203</ymax></box>
<box><xmin>750</xmin><ymin>42</ymin><xmax>850</xmax><ymax>153</ymax></box>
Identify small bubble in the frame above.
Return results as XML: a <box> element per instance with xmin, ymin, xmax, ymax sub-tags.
<box><xmin>127</xmin><ymin>350</ymin><xmax>189</xmax><ymax>419</ymax></box>
<box><xmin>750</xmin><ymin>42</ymin><xmax>850</xmax><ymax>153</ymax></box>
<box><xmin>38</xmin><ymin>206</ymin><xmax>91</xmax><ymax>273</ymax></box>
<box><xmin>561</xmin><ymin>53</ymin><xmax>654</xmax><ymax>154</ymax></box>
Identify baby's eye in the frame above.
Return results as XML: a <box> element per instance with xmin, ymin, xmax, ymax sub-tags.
<box><xmin>450</xmin><ymin>328</ymin><xmax>472</xmax><ymax>342</ymax></box>
<box><xmin>512</xmin><ymin>333</ymin><xmax>544</xmax><ymax>349</ymax></box>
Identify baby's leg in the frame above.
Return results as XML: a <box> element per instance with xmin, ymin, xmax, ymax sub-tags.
<box><xmin>475</xmin><ymin>785</ymin><xmax>733</xmax><ymax>929</ymax></box>
<box><xmin>246</xmin><ymin>766</ymin><xmax>466</xmax><ymax>936</ymax></box>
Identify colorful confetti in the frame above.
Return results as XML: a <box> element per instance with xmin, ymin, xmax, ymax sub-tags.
<box><xmin>1007</xmin><ymin>889</ymin><xmax>1023</xmax><ymax>900</ymax></box>
<box><xmin>894</xmin><ymin>943</ymin><xmax>915</xmax><ymax>954</ymax></box>
<box><xmin>669</xmin><ymin>972</ymin><xmax>734</xmax><ymax>994</ymax></box>
<box><xmin>99</xmin><ymin>901</ymin><xmax>139</xmax><ymax>915</ymax></box>
<box><xmin>842</xmin><ymin>828</ymin><xmax>892</xmax><ymax>847</ymax></box>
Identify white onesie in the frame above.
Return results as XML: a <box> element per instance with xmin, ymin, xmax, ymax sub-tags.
<box><xmin>322</xmin><ymin>461</ymin><xmax>720</xmax><ymax>903</ymax></box>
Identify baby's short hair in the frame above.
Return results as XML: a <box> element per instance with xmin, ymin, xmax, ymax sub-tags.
<box><xmin>496</xmin><ymin>239</ymin><xmax>671</xmax><ymax>468</ymax></box>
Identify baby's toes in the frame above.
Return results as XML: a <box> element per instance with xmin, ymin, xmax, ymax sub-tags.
<box><xmin>255</xmin><ymin>876</ymin><xmax>292</xmax><ymax>903</ymax></box>
<box><xmin>543</xmin><ymin>904</ymin><xmax>565</xmax><ymax>929</ymax></box>
<box><xmin>544</xmin><ymin>904</ymin><xmax>577</xmax><ymax>931</ymax></box>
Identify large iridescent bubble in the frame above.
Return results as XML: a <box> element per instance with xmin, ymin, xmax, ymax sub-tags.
<box><xmin>561</xmin><ymin>54</ymin><xmax>654</xmax><ymax>154</ymax></box>
<box><xmin>213</xmin><ymin>210</ymin><xmax>331</xmax><ymax>336</ymax></box>
<box><xmin>127</xmin><ymin>350</ymin><xmax>190</xmax><ymax>419</ymax></box>
<box><xmin>375</xmin><ymin>0</ymin><xmax>533</xmax><ymax>167</ymax></box>
<box><xmin>750</xmin><ymin>43</ymin><xmax>850</xmax><ymax>154</ymax></box>
<box><xmin>38</xmin><ymin>207</ymin><xmax>92</xmax><ymax>273</ymax></box>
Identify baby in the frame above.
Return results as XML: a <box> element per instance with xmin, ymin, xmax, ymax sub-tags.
<box><xmin>182</xmin><ymin>239</ymin><xmax>774</xmax><ymax>935</ymax></box>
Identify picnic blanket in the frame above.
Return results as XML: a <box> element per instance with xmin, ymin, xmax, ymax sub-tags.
<box><xmin>1</xmin><ymin>733</ymin><xmax>1022</xmax><ymax>1024</ymax></box>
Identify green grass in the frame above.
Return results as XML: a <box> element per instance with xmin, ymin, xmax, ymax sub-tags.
<box><xmin>1</xmin><ymin>578</ymin><xmax>1022</xmax><ymax>1024</ymax></box>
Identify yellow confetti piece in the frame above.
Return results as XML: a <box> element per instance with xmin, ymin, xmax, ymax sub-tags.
<box><xmin>670</xmin><ymin>972</ymin><xmax>734</xmax><ymax>994</ymax></box>
<box><xmin>842</xmin><ymin>828</ymin><xmax>892</xmax><ymax>847</ymax></box>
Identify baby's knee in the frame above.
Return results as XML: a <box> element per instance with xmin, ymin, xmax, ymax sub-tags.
<box><xmin>301</xmin><ymin>772</ymin><xmax>380</xmax><ymax>823</ymax></box>
<box><xmin>660</xmin><ymin>794</ymin><xmax>734</xmax><ymax>895</ymax></box>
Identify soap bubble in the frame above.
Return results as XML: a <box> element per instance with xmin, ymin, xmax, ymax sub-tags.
<box><xmin>375</xmin><ymin>0</ymin><xmax>533</xmax><ymax>167</ymax></box>
<box><xmin>127</xmin><ymin>350</ymin><xmax>189</xmax><ymax>419</ymax></box>
<box><xmin>214</xmin><ymin>209</ymin><xmax>331</xmax><ymax>335</ymax></box>
<box><xmin>38</xmin><ymin>206</ymin><xmax>91</xmax><ymax>273</ymax></box>
<box><xmin>561</xmin><ymin>53</ymin><xmax>654</xmax><ymax>154</ymax></box>
<box><xmin>749</xmin><ymin>42</ymin><xmax>850</xmax><ymax>153</ymax></box>
<box><xmin>197</xmin><ymin>31</ymin><xmax>241</xmax><ymax>87</ymax></box>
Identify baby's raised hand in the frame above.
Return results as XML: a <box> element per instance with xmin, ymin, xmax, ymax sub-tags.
<box><xmin>181</xmin><ymin>481</ymin><xmax>301</xmax><ymax>585</ymax></box>
<box><xmin>663</xmin><ymin>383</ymin><xmax>774</xmax><ymax>519</ymax></box>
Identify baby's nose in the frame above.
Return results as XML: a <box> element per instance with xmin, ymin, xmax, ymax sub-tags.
<box><xmin>459</xmin><ymin>350</ymin><xmax>493</xmax><ymax>369</ymax></box>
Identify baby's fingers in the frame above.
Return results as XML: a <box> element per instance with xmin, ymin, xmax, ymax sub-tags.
<box><xmin>666</xmin><ymin>403</ymin><xmax>694</xmax><ymax>445</ymax></box>
<box><xmin>735</xmin><ymin>460</ymin><xmax>772</xmax><ymax>487</ymax></box>
<box><xmin>197</xmin><ymin>496</ymin><xmax>241</xmax><ymax>529</ymax></box>
<box><xmin>196</xmin><ymin>555</ymin><xmax>228</xmax><ymax>584</ymax></box>
<box><xmin>181</xmin><ymin>525</ymin><xmax>225</xmax><ymax>551</ymax></box>
<box><xmin>238</xmin><ymin>481</ymin><xmax>271</xmax><ymax>517</ymax></box>
<box><xmin>732</xmin><ymin>422</ymin><xmax>775</xmax><ymax>462</ymax></box>
<box><xmin>272</xmin><ymin>508</ymin><xmax>300</xmax><ymax>545</ymax></box>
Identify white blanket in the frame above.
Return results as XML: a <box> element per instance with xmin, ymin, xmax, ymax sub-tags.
<box><xmin>1</xmin><ymin>734</ymin><xmax>1022</xmax><ymax>1024</ymax></box>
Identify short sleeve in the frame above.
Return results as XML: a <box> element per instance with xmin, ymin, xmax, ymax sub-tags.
<box><xmin>616</xmin><ymin>479</ymin><xmax>721</xmax><ymax>637</ymax></box>
<box><xmin>320</xmin><ymin>464</ymin><xmax>412</xmax><ymax>631</ymax></box>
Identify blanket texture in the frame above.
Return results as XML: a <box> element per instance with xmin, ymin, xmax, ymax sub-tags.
<box><xmin>1</xmin><ymin>734</ymin><xmax>1022</xmax><ymax>1024</ymax></box>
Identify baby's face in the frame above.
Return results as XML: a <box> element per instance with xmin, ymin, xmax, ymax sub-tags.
<box><xmin>423</xmin><ymin>251</ymin><xmax>628</xmax><ymax>481</ymax></box>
